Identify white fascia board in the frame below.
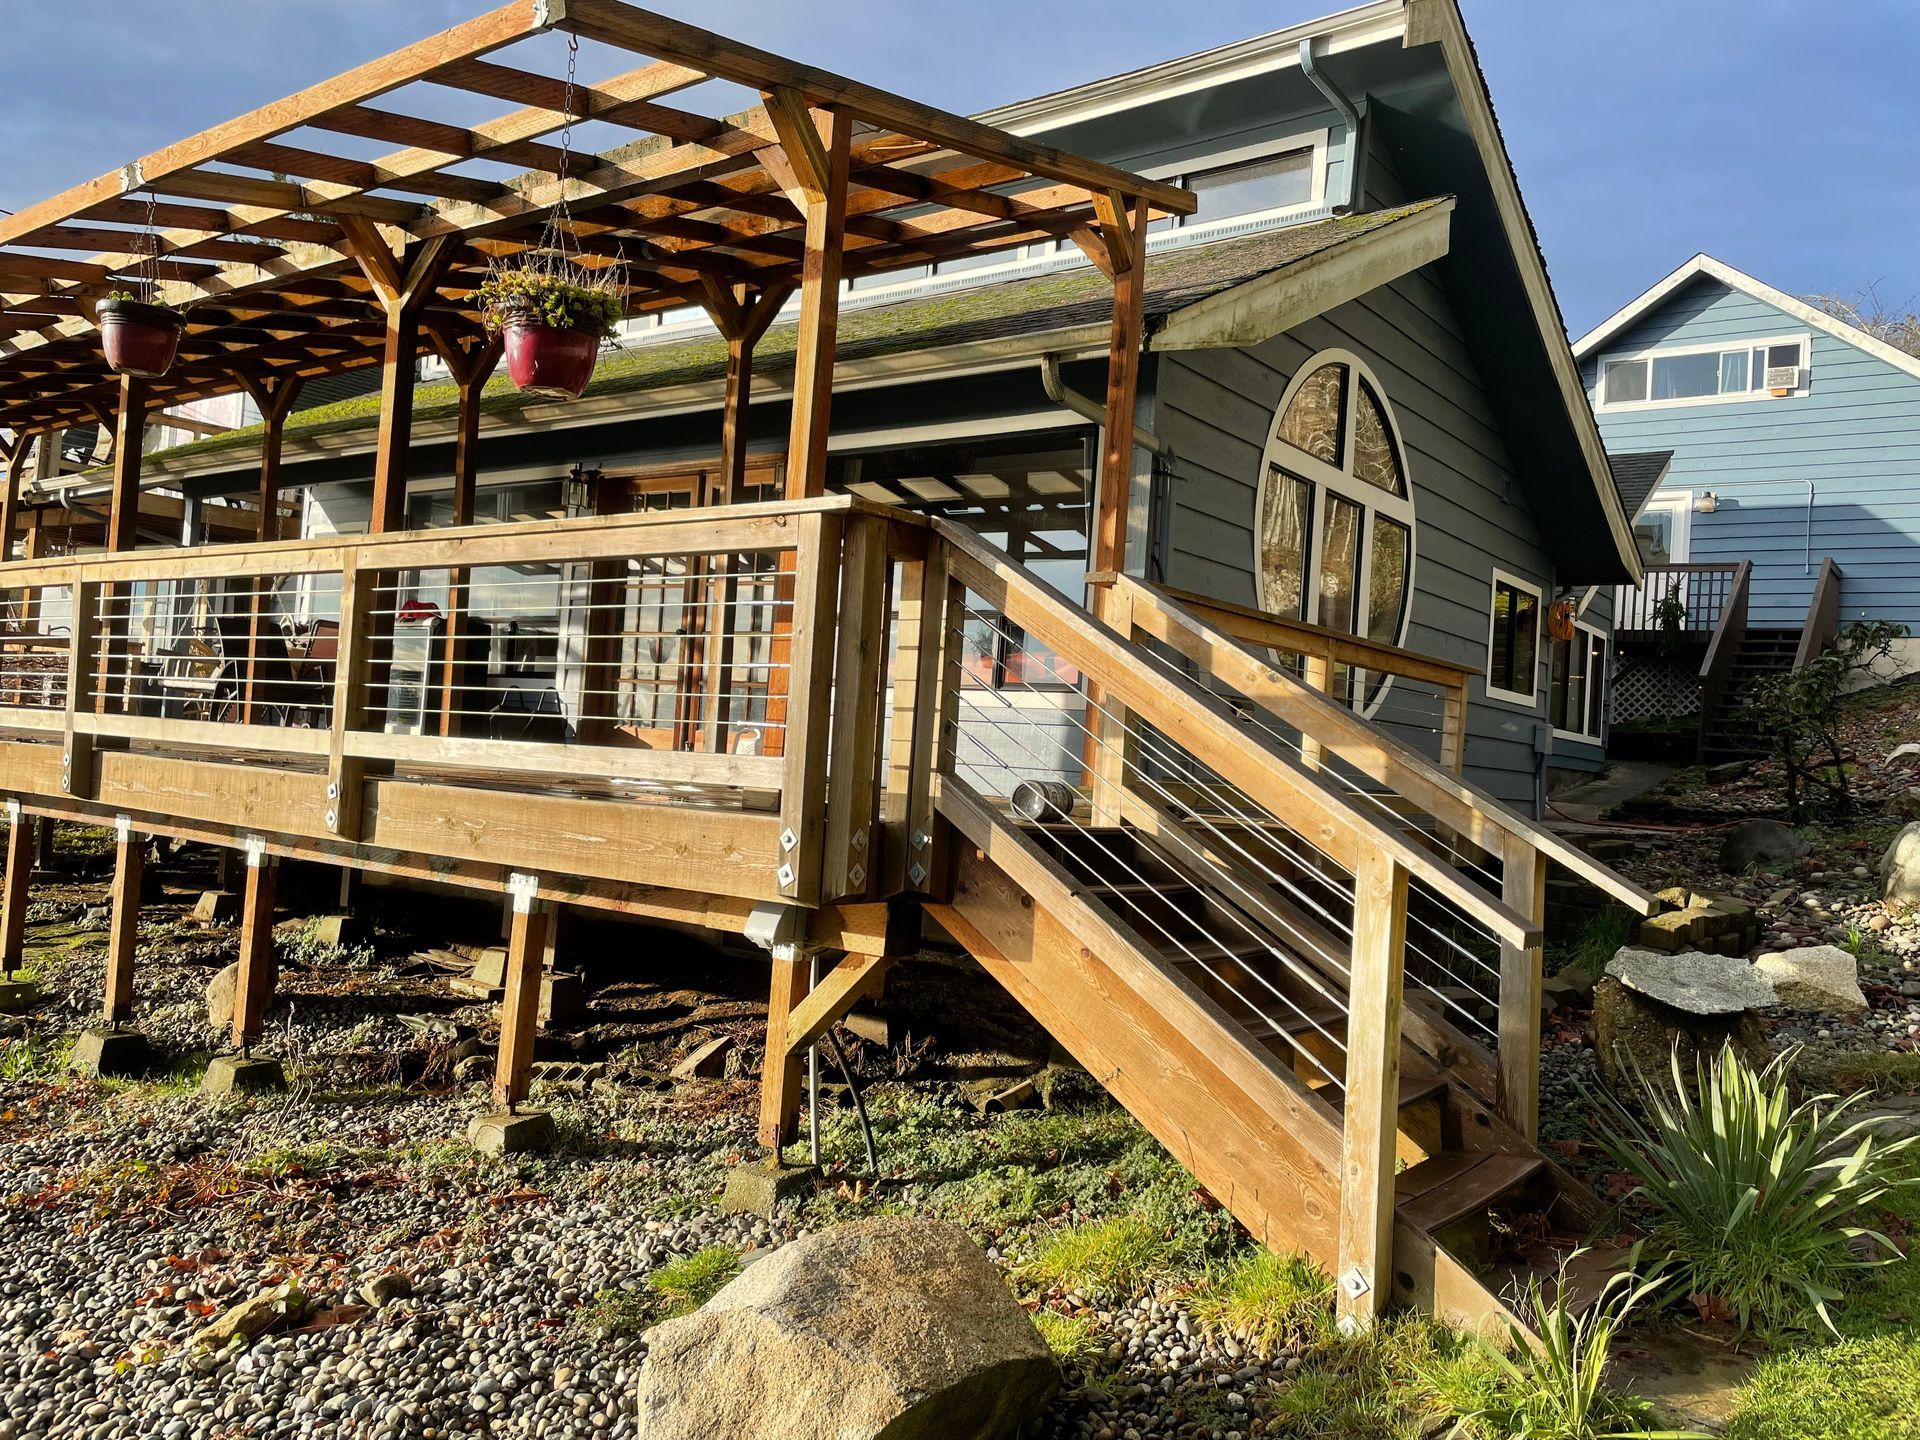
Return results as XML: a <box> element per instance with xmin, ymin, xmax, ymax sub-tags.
<box><xmin>976</xmin><ymin>0</ymin><xmax>1407</xmax><ymax>136</ymax></box>
<box><xmin>1572</xmin><ymin>253</ymin><xmax>1920</xmax><ymax>386</ymax></box>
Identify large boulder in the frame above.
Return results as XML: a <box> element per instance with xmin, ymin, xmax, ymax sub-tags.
<box><xmin>1752</xmin><ymin>945</ymin><xmax>1868</xmax><ymax>1014</ymax></box>
<box><xmin>1592</xmin><ymin>977</ymin><xmax>1769</xmax><ymax>1096</ymax></box>
<box><xmin>634</xmin><ymin>1217</ymin><xmax>1057</xmax><ymax>1440</ymax></box>
<box><xmin>1719</xmin><ymin>819</ymin><xmax>1809</xmax><ymax>872</ymax></box>
<box><xmin>1880</xmin><ymin>822</ymin><xmax>1920</xmax><ymax>905</ymax></box>
<box><xmin>205</xmin><ymin>962</ymin><xmax>240</xmax><ymax>1032</ymax></box>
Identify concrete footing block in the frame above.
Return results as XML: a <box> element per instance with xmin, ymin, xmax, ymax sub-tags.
<box><xmin>69</xmin><ymin>1029</ymin><xmax>155</xmax><ymax>1079</ymax></box>
<box><xmin>467</xmin><ymin>1110</ymin><xmax>558</xmax><ymax>1158</ymax></box>
<box><xmin>201</xmin><ymin>1054</ymin><xmax>287</xmax><ymax>1098</ymax></box>
<box><xmin>720</xmin><ymin>1157</ymin><xmax>817</xmax><ymax>1217</ymax></box>
<box><xmin>0</xmin><ymin>978</ymin><xmax>40</xmax><ymax>1014</ymax></box>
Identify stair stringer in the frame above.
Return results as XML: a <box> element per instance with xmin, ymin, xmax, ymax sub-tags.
<box><xmin>934</xmin><ymin>782</ymin><xmax>1538</xmax><ymax>1332</ymax></box>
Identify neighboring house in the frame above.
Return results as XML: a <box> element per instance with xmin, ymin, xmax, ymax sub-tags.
<box><xmin>1573</xmin><ymin>254</ymin><xmax>1920</xmax><ymax>756</ymax></box>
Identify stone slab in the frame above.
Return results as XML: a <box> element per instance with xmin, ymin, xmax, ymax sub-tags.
<box><xmin>721</xmin><ymin>1158</ymin><xmax>817</xmax><ymax>1217</ymax></box>
<box><xmin>1752</xmin><ymin>945</ymin><xmax>1868</xmax><ymax>1014</ymax></box>
<box><xmin>69</xmin><ymin>1029</ymin><xmax>155</xmax><ymax>1079</ymax></box>
<box><xmin>1604</xmin><ymin>947</ymin><xmax>1775</xmax><ymax>1016</ymax></box>
<box><xmin>201</xmin><ymin>1054</ymin><xmax>287</xmax><ymax>1098</ymax></box>
<box><xmin>467</xmin><ymin>1109</ymin><xmax>557</xmax><ymax>1158</ymax></box>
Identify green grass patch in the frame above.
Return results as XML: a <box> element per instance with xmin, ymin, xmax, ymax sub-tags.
<box><xmin>1187</xmin><ymin>1249</ymin><xmax>1332</xmax><ymax>1354</ymax></box>
<box><xmin>1031</xmin><ymin>1309</ymin><xmax>1100</xmax><ymax>1365</ymax></box>
<box><xmin>1020</xmin><ymin>1214</ymin><xmax>1177</xmax><ymax>1301</ymax></box>
<box><xmin>1794</xmin><ymin>1048</ymin><xmax>1920</xmax><ymax>1099</ymax></box>
<box><xmin>0</xmin><ymin>1033</ymin><xmax>71</xmax><ymax>1082</ymax></box>
<box><xmin>1553</xmin><ymin>906</ymin><xmax>1641</xmax><ymax>980</ymax></box>
<box><xmin>648</xmin><ymin>1246</ymin><xmax>740</xmax><ymax>1317</ymax></box>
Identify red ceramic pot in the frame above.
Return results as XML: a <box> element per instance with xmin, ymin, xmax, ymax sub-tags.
<box><xmin>502</xmin><ymin>317</ymin><xmax>600</xmax><ymax>399</ymax></box>
<box><xmin>96</xmin><ymin>298</ymin><xmax>184</xmax><ymax>378</ymax></box>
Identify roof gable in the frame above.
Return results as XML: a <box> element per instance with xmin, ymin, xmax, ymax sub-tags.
<box><xmin>1573</xmin><ymin>254</ymin><xmax>1920</xmax><ymax>386</ymax></box>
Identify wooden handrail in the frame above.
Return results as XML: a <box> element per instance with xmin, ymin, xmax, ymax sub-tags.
<box><xmin>1793</xmin><ymin>558</ymin><xmax>1844</xmax><ymax>671</ymax></box>
<box><xmin>931</xmin><ymin>520</ymin><xmax>1543</xmax><ymax>948</ymax></box>
<box><xmin>1109</xmin><ymin>573</ymin><xmax>1660</xmax><ymax>917</ymax></box>
<box><xmin>1697</xmin><ymin>559</ymin><xmax>1752</xmax><ymax>686</ymax></box>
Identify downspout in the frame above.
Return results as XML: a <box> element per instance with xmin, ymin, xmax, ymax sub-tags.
<box><xmin>1299</xmin><ymin>37</ymin><xmax>1362</xmax><ymax>215</ymax></box>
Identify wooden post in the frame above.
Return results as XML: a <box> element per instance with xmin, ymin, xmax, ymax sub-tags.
<box><xmin>1</xmin><ymin>805</ymin><xmax>33</xmax><ymax>979</ymax></box>
<box><xmin>822</xmin><ymin>514</ymin><xmax>890</xmax><ymax>901</ymax></box>
<box><xmin>1081</xmin><ymin>196</ymin><xmax>1148</xmax><ymax>826</ymax></box>
<box><xmin>575</xmin><ymin>471</ymin><xmax>629</xmax><ymax>745</ymax></box>
<box><xmin>1497</xmin><ymin>838</ymin><xmax>1548</xmax><ymax>1140</ymax></box>
<box><xmin>1336</xmin><ymin>850</ymin><xmax>1409</xmax><ymax>1331</ymax></box>
<box><xmin>1299</xmin><ymin>650</ymin><xmax>1332</xmax><ymax>773</ymax></box>
<box><xmin>427</xmin><ymin>326</ymin><xmax>502</xmax><ymax>738</ymax></box>
<box><xmin>326</xmin><ymin>556</ymin><xmax>375</xmax><ymax>842</ymax></box>
<box><xmin>97</xmin><ymin>374</ymin><xmax>149</xmax><ymax>719</ymax></box>
<box><xmin>777</xmin><ymin>513</ymin><xmax>843</xmax><ymax>906</ymax></box>
<box><xmin>1438</xmin><ymin>678</ymin><xmax>1469</xmax><ymax>775</ymax></box>
<box><xmin>62</xmin><ymin>577</ymin><xmax>101</xmax><ymax>797</ymax></box>
<box><xmin>0</xmin><ymin>434</ymin><xmax>28</xmax><ymax>564</ymax></box>
<box><xmin>758</xmin><ymin>948</ymin><xmax>812</xmax><ymax>1152</ymax></box>
<box><xmin>231</xmin><ymin>842</ymin><xmax>279</xmax><ymax>1053</ymax></box>
<box><xmin>236</xmin><ymin>372</ymin><xmax>305</xmax><ymax>723</ymax></box>
<box><xmin>103</xmin><ymin>815</ymin><xmax>143</xmax><ymax>1027</ymax></box>
<box><xmin>492</xmin><ymin>876</ymin><xmax>549</xmax><ymax>1111</ymax></box>
<box><xmin>887</xmin><ymin>543</ymin><xmax>963</xmax><ymax>895</ymax></box>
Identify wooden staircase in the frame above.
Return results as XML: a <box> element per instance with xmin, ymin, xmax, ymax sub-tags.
<box><xmin>910</xmin><ymin>520</ymin><xmax>1656</xmax><ymax>1332</ymax></box>
<box><xmin>1700</xmin><ymin>626</ymin><xmax>1800</xmax><ymax>761</ymax></box>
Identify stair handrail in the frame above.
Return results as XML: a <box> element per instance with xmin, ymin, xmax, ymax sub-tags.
<box><xmin>1106</xmin><ymin>572</ymin><xmax>1660</xmax><ymax>918</ymax></box>
<box><xmin>1696</xmin><ymin>559</ymin><xmax>1753</xmax><ymax>749</ymax></box>
<box><xmin>1792</xmin><ymin>558</ymin><xmax>1844</xmax><ymax>671</ymax></box>
<box><xmin>927</xmin><ymin>519</ymin><xmax>1543</xmax><ymax>949</ymax></box>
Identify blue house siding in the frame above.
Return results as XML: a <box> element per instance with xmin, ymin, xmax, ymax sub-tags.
<box><xmin>1580</xmin><ymin>275</ymin><xmax>1920</xmax><ymax>629</ymax></box>
<box><xmin>1156</xmin><ymin>261</ymin><xmax>1563</xmax><ymax>816</ymax></box>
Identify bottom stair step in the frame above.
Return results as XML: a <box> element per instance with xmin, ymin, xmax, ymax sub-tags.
<box><xmin>1395</xmin><ymin>1152</ymin><xmax>1544</xmax><ymax>1234</ymax></box>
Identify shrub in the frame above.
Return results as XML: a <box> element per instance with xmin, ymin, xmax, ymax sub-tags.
<box><xmin>1592</xmin><ymin>1044</ymin><xmax>1918</xmax><ymax>1334</ymax></box>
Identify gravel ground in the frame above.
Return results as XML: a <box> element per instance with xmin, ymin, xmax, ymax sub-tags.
<box><xmin>0</xmin><ymin>846</ymin><xmax>1284</xmax><ymax>1440</ymax></box>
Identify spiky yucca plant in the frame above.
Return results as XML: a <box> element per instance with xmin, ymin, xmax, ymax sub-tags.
<box><xmin>1592</xmin><ymin>1043</ymin><xmax>1917</xmax><ymax>1334</ymax></box>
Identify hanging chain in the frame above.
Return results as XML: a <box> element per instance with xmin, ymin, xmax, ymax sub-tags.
<box><xmin>138</xmin><ymin>188</ymin><xmax>160</xmax><ymax>301</ymax></box>
<box><xmin>535</xmin><ymin>33</ymin><xmax>582</xmax><ymax>272</ymax></box>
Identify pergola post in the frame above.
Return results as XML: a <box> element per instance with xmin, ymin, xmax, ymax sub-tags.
<box><xmin>96</xmin><ymin>373</ymin><xmax>150</xmax><ymax>719</ymax></box>
<box><xmin>0</xmin><ymin>433</ymin><xmax>29</xmax><ymax>564</ymax></box>
<box><xmin>236</xmin><ymin>371</ymin><xmax>305</xmax><ymax>723</ymax></box>
<box><xmin>425</xmin><ymin>325</ymin><xmax>503</xmax><ymax>737</ymax></box>
<box><xmin>1075</xmin><ymin>195</ymin><xmax>1149</xmax><ymax>825</ymax></box>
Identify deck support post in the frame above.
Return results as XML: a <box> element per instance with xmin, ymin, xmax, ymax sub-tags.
<box><xmin>231</xmin><ymin>837</ymin><xmax>278</xmax><ymax>1054</ymax></box>
<box><xmin>426</xmin><ymin>326</ymin><xmax>503</xmax><ymax>738</ymax></box>
<box><xmin>1080</xmin><ymin>195</ymin><xmax>1148</xmax><ymax>827</ymax></box>
<box><xmin>1336</xmin><ymin>851</ymin><xmax>1409</xmax><ymax>1332</ymax></box>
<box><xmin>822</xmin><ymin>515</ymin><xmax>891</xmax><ymax>901</ymax></box>
<box><xmin>1497</xmin><ymin>839</ymin><xmax>1548</xmax><ymax>1141</ymax></box>
<box><xmin>758</xmin><ymin>946</ymin><xmax>813</xmax><ymax>1152</ymax></box>
<box><xmin>97</xmin><ymin>374</ymin><xmax>149</xmax><ymax>718</ymax></box>
<box><xmin>103</xmin><ymin>815</ymin><xmax>143</xmax><ymax>1027</ymax></box>
<box><xmin>887</xmin><ymin>540</ymin><xmax>962</xmax><ymax>896</ymax></box>
<box><xmin>1</xmin><ymin>803</ymin><xmax>34</xmax><ymax>979</ymax></box>
<box><xmin>492</xmin><ymin>873</ymin><xmax>548</xmax><ymax>1112</ymax></box>
<box><xmin>235</xmin><ymin>372</ymin><xmax>305</xmax><ymax>723</ymax></box>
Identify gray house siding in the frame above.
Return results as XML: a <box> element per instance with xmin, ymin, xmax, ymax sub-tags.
<box><xmin>1580</xmin><ymin>276</ymin><xmax>1920</xmax><ymax>629</ymax></box>
<box><xmin>1154</xmin><ymin>262</ymin><xmax>1561</xmax><ymax>814</ymax></box>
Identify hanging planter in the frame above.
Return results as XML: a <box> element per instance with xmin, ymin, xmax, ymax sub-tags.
<box><xmin>477</xmin><ymin>268</ymin><xmax>623</xmax><ymax>400</ymax></box>
<box><xmin>96</xmin><ymin>292</ymin><xmax>184</xmax><ymax>379</ymax></box>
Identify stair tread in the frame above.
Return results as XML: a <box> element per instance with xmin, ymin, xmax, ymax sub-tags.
<box><xmin>1395</xmin><ymin>1152</ymin><xmax>1544</xmax><ymax>1233</ymax></box>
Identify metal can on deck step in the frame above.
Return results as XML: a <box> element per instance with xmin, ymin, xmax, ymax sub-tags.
<box><xmin>1010</xmin><ymin>779</ymin><xmax>1079</xmax><ymax>821</ymax></box>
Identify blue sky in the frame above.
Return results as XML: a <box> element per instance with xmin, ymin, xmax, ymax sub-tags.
<box><xmin>2</xmin><ymin>0</ymin><xmax>1915</xmax><ymax>334</ymax></box>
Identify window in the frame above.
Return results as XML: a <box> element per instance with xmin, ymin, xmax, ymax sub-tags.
<box><xmin>1550</xmin><ymin>623</ymin><xmax>1607</xmax><ymax>740</ymax></box>
<box><xmin>1186</xmin><ymin>150</ymin><xmax>1314</xmax><ymax>225</ymax></box>
<box><xmin>1598</xmin><ymin>336</ymin><xmax>1809</xmax><ymax>409</ymax></box>
<box><xmin>1486</xmin><ymin>570</ymin><xmax>1541</xmax><ymax>707</ymax></box>
<box><xmin>1255</xmin><ymin>352</ymin><xmax>1416</xmax><ymax>715</ymax></box>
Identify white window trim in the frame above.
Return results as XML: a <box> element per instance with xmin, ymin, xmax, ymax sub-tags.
<box><xmin>1594</xmin><ymin>332</ymin><xmax>1812</xmax><ymax>412</ymax></box>
<box><xmin>1484</xmin><ymin>567</ymin><xmax>1543</xmax><ymax>709</ymax></box>
<box><xmin>1254</xmin><ymin>347</ymin><xmax>1419</xmax><ymax>720</ymax></box>
<box><xmin>1550</xmin><ymin>618</ymin><xmax>1607</xmax><ymax>744</ymax></box>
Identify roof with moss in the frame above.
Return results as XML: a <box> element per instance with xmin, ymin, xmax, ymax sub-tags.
<box><xmin>121</xmin><ymin>203</ymin><xmax>1444</xmax><ymax>479</ymax></box>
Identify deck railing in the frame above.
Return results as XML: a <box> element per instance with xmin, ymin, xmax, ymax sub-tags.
<box><xmin>1615</xmin><ymin>560</ymin><xmax>1742</xmax><ymax>638</ymax></box>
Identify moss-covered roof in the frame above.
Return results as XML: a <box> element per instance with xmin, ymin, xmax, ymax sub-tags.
<box><xmin>126</xmin><ymin>204</ymin><xmax>1442</xmax><ymax>478</ymax></box>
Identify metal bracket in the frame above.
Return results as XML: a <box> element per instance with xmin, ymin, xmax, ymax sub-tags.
<box><xmin>850</xmin><ymin>827</ymin><xmax>868</xmax><ymax>852</ymax></box>
<box><xmin>1338</xmin><ymin>1266</ymin><xmax>1371</xmax><ymax>1300</ymax></box>
<box><xmin>910</xmin><ymin>829</ymin><xmax>930</xmax><ymax>852</ymax></box>
<box><xmin>115</xmin><ymin>814</ymin><xmax>132</xmax><ymax>843</ymax></box>
<box><xmin>4</xmin><ymin>799</ymin><xmax>17</xmax><ymax>824</ymax></box>
<box><xmin>508</xmin><ymin>871</ymin><xmax>540</xmax><ymax>914</ymax></box>
<box><xmin>244</xmin><ymin>834</ymin><xmax>267</xmax><ymax>868</ymax></box>
<box><xmin>119</xmin><ymin>160</ymin><xmax>145</xmax><ymax>193</ymax></box>
<box><xmin>780</xmin><ymin>827</ymin><xmax>799</xmax><ymax>853</ymax></box>
<box><xmin>907</xmin><ymin>861</ymin><xmax>928</xmax><ymax>887</ymax></box>
<box><xmin>743</xmin><ymin>902</ymin><xmax>804</xmax><ymax>954</ymax></box>
<box><xmin>776</xmin><ymin>862</ymin><xmax>796</xmax><ymax>890</ymax></box>
<box><xmin>847</xmin><ymin>863</ymin><xmax>866</xmax><ymax>888</ymax></box>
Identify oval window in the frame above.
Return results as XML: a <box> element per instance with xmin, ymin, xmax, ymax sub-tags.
<box><xmin>1254</xmin><ymin>352</ymin><xmax>1416</xmax><ymax>714</ymax></box>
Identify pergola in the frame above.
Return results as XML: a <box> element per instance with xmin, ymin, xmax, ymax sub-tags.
<box><xmin>0</xmin><ymin>0</ymin><xmax>1191</xmax><ymax>571</ymax></box>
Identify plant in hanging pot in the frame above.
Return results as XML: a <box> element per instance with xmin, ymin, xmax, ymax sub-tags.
<box><xmin>476</xmin><ymin>266</ymin><xmax>624</xmax><ymax>400</ymax></box>
<box><xmin>96</xmin><ymin>290</ymin><xmax>185</xmax><ymax>379</ymax></box>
